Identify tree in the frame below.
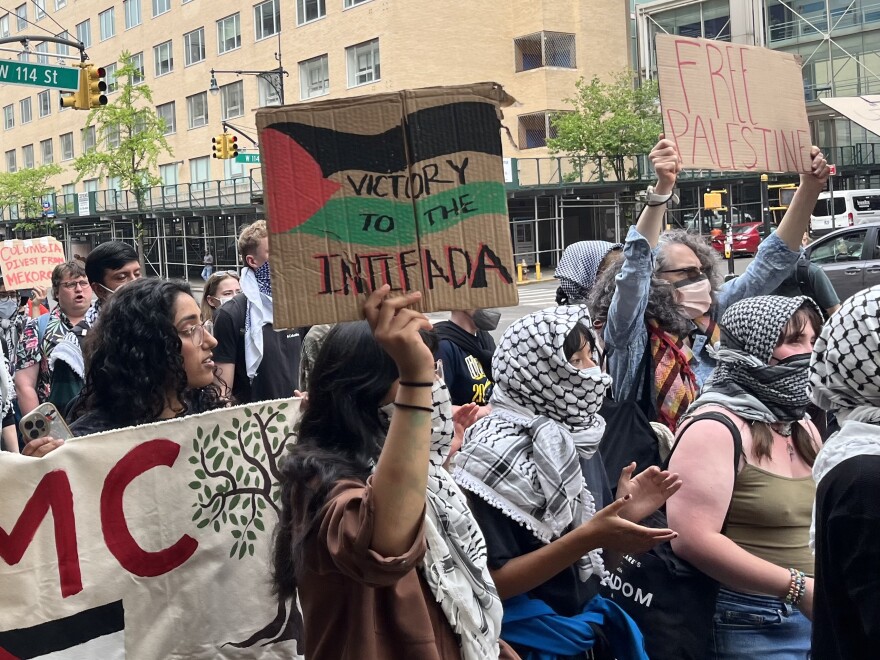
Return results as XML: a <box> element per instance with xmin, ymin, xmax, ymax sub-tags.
<box><xmin>547</xmin><ymin>70</ymin><xmax>662</xmax><ymax>182</ymax></box>
<box><xmin>0</xmin><ymin>164</ymin><xmax>63</xmax><ymax>232</ymax></box>
<box><xmin>74</xmin><ymin>51</ymin><xmax>173</xmax><ymax>266</ymax></box>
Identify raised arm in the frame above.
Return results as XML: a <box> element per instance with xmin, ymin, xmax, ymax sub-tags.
<box><xmin>635</xmin><ymin>137</ymin><xmax>681</xmax><ymax>249</ymax></box>
<box><xmin>774</xmin><ymin>147</ymin><xmax>829</xmax><ymax>250</ymax></box>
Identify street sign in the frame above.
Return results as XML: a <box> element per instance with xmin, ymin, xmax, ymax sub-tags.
<box><xmin>235</xmin><ymin>152</ymin><xmax>261</xmax><ymax>164</ymax></box>
<box><xmin>0</xmin><ymin>60</ymin><xmax>79</xmax><ymax>90</ymax></box>
<box><xmin>828</xmin><ymin>163</ymin><xmax>837</xmax><ymax>176</ymax></box>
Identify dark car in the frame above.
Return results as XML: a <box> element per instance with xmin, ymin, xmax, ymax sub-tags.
<box><xmin>711</xmin><ymin>221</ymin><xmax>768</xmax><ymax>257</ymax></box>
<box><xmin>805</xmin><ymin>221</ymin><xmax>880</xmax><ymax>302</ymax></box>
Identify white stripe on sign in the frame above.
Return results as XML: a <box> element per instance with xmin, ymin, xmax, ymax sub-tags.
<box><xmin>38</xmin><ymin>630</ymin><xmax>124</xmax><ymax>660</ymax></box>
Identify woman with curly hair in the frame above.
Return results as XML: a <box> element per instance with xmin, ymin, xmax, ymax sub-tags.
<box><xmin>589</xmin><ymin>137</ymin><xmax>829</xmax><ymax>433</ymax></box>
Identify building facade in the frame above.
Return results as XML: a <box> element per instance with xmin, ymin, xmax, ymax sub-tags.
<box><xmin>0</xmin><ymin>0</ymin><xmax>630</xmax><ymax>276</ymax></box>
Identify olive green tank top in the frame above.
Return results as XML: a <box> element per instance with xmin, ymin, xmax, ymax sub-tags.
<box><xmin>724</xmin><ymin>463</ymin><xmax>816</xmax><ymax>576</ymax></box>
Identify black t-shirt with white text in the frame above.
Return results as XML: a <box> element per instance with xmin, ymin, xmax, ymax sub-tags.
<box><xmin>439</xmin><ymin>339</ymin><xmax>493</xmax><ymax>406</ymax></box>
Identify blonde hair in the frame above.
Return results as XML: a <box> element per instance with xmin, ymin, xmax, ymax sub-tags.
<box><xmin>238</xmin><ymin>220</ymin><xmax>267</xmax><ymax>260</ymax></box>
<box><xmin>200</xmin><ymin>272</ymin><xmax>240</xmax><ymax>321</ymax></box>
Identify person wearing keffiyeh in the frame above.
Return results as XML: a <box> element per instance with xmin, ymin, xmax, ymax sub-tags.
<box><xmin>666</xmin><ymin>295</ymin><xmax>824</xmax><ymax>660</ymax></box>
<box><xmin>555</xmin><ymin>241</ymin><xmax>623</xmax><ymax>306</ymax></box>
<box><xmin>808</xmin><ymin>284</ymin><xmax>880</xmax><ymax>660</ymax></box>
<box><xmin>454</xmin><ymin>305</ymin><xmax>681</xmax><ymax>660</ymax></box>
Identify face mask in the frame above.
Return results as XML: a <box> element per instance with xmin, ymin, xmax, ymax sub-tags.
<box><xmin>97</xmin><ymin>282</ymin><xmax>119</xmax><ymax>298</ymax></box>
<box><xmin>581</xmin><ymin>365</ymin><xmax>603</xmax><ymax>378</ymax></box>
<box><xmin>210</xmin><ymin>294</ymin><xmax>236</xmax><ymax>308</ymax></box>
<box><xmin>472</xmin><ymin>308</ymin><xmax>501</xmax><ymax>331</ymax></box>
<box><xmin>0</xmin><ymin>299</ymin><xmax>17</xmax><ymax>319</ymax></box>
<box><xmin>673</xmin><ymin>275</ymin><xmax>712</xmax><ymax>319</ymax></box>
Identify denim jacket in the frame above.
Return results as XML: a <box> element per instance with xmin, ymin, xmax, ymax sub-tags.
<box><xmin>604</xmin><ymin>226</ymin><xmax>801</xmax><ymax>403</ymax></box>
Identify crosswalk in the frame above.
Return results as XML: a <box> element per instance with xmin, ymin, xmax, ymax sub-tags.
<box><xmin>512</xmin><ymin>285</ymin><xmax>559</xmax><ymax>309</ymax></box>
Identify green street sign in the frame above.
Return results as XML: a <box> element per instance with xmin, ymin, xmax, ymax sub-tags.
<box><xmin>0</xmin><ymin>60</ymin><xmax>79</xmax><ymax>90</ymax></box>
<box><xmin>235</xmin><ymin>152</ymin><xmax>261</xmax><ymax>164</ymax></box>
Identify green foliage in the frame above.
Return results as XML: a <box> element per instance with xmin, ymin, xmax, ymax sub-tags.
<box><xmin>547</xmin><ymin>70</ymin><xmax>662</xmax><ymax>182</ymax></box>
<box><xmin>0</xmin><ymin>164</ymin><xmax>63</xmax><ymax>231</ymax></box>
<box><xmin>73</xmin><ymin>51</ymin><xmax>173</xmax><ymax>209</ymax></box>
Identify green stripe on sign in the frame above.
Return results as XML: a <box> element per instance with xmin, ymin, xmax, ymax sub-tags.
<box><xmin>285</xmin><ymin>181</ymin><xmax>508</xmax><ymax>247</ymax></box>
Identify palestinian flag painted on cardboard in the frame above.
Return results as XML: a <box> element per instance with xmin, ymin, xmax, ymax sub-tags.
<box><xmin>0</xmin><ymin>601</ymin><xmax>123</xmax><ymax>659</ymax></box>
<box><xmin>256</xmin><ymin>83</ymin><xmax>519</xmax><ymax>328</ymax></box>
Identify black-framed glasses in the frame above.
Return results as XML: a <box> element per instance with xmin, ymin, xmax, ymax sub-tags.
<box><xmin>0</xmin><ymin>291</ymin><xmax>18</xmax><ymax>301</ymax></box>
<box><xmin>659</xmin><ymin>266</ymin><xmax>704</xmax><ymax>278</ymax></box>
<box><xmin>59</xmin><ymin>279</ymin><xmax>92</xmax><ymax>291</ymax></box>
<box><xmin>179</xmin><ymin>320</ymin><xmax>213</xmax><ymax>347</ymax></box>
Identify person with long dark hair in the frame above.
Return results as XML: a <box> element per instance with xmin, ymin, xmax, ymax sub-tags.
<box><xmin>667</xmin><ymin>296</ymin><xmax>824</xmax><ymax>659</ymax></box>
<box><xmin>272</xmin><ymin>286</ymin><xmax>515</xmax><ymax>660</ymax></box>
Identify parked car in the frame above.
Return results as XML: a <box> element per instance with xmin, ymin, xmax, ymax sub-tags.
<box><xmin>804</xmin><ymin>221</ymin><xmax>880</xmax><ymax>302</ymax></box>
<box><xmin>810</xmin><ymin>189</ymin><xmax>880</xmax><ymax>236</ymax></box>
<box><xmin>685</xmin><ymin>207</ymin><xmax>754</xmax><ymax>234</ymax></box>
<box><xmin>711</xmin><ymin>221</ymin><xmax>768</xmax><ymax>257</ymax></box>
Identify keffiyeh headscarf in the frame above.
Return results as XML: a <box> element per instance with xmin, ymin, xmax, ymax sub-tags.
<box><xmin>810</xmin><ymin>285</ymin><xmax>880</xmax><ymax>494</ymax></box>
<box><xmin>379</xmin><ymin>381</ymin><xmax>503</xmax><ymax>660</ymax></box>
<box><xmin>693</xmin><ymin>296</ymin><xmax>820</xmax><ymax>429</ymax></box>
<box><xmin>241</xmin><ymin>261</ymin><xmax>274</xmax><ymax>380</ymax></box>
<box><xmin>556</xmin><ymin>241</ymin><xmax>623</xmax><ymax>303</ymax></box>
<box><xmin>453</xmin><ymin>306</ymin><xmax>612</xmax><ymax>582</ymax></box>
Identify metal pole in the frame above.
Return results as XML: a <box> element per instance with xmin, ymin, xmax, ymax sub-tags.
<box><xmin>828</xmin><ymin>170</ymin><xmax>835</xmax><ymax>231</ymax></box>
<box><xmin>760</xmin><ymin>174</ymin><xmax>771</xmax><ymax>236</ymax></box>
<box><xmin>726</xmin><ymin>183</ymin><xmax>735</xmax><ymax>276</ymax></box>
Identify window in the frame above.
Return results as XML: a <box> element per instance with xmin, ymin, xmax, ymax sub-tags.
<box><xmin>216</xmin><ymin>13</ymin><xmax>240</xmax><ymax>54</ymax></box>
<box><xmin>35</xmin><ymin>42</ymin><xmax>49</xmax><ymax>64</ymax></box>
<box><xmin>55</xmin><ymin>0</ymin><xmax>66</xmax><ymax>9</ymax></box>
<box><xmin>82</xmin><ymin>125</ymin><xmax>96</xmax><ymax>152</ymax></box>
<box><xmin>60</xmin><ymin>132</ymin><xmax>74</xmax><ymax>159</ymax></box>
<box><xmin>152</xmin><ymin>0</ymin><xmax>169</xmax><ymax>17</ymax></box>
<box><xmin>344</xmin><ymin>0</ymin><xmax>371</xmax><ymax>7</ymax></box>
<box><xmin>105</xmin><ymin>63</ymin><xmax>118</xmax><ymax>92</ymax></box>
<box><xmin>189</xmin><ymin>156</ymin><xmax>210</xmax><ymax>191</ymax></box>
<box><xmin>130</xmin><ymin>52</ymin><xmax>144</xmax><ymax>83</ymax></box>
<box><xmin>159</xmin><ymin>163</ymin><xmax>178</xmax><ymax>186</ymax></box>
<box><xmin>154</xmin><ymin>40</ymin><xmax>173</xmax><ymax>76</ymax></box>
<box><xmin>299</xmin><ymin>54</ymin><xmax>329</xmax><ymax>100</ymax></box>
<box><xmin>187</xmin><ymin>91</ymin><xmax>207</xmax><ymax>128</ymax></box>
<box><xmin>15</xmin><ymin>5</ymin><xmax>26</xmax><ymax>31</ymax></box>
<box><xmin>156</xmin><ymin>101</ymin><xmax>175</xmax><ymax>134</ymax></box>
<box><xmin>296</xmin><ymin>0</ymin><xmax>324</xmax><ymax>25</ymax></box>
<box><xmin>5</xmin><ymin>150</ymin><xmax>16</xmax><ymax>173</ymax></box>
<box><xmin>38</xmin><ymin>89</ymin><xmax>51</xmax><ymax>117</ymax></box>
<box><xmin>61</xmin><ymin>183</ymin><xmax>76</xmax><ymax>210</ymax></box>
<box><xmin>258</xmin><ymin>74</ymin><xmax>281</xmax><ymax>106</ymax></box>
<box><xmin>811</xmin><ymin>230</ymin><xmax>868</xmax><ymax>264</ymax></box>
<box><xmin>254</xmin><ymin>0</ymin><xmax>280</xmax><ymax>39</ymax></box>
<box><xmin>22</xmin><ymin>144</ymin><xmax>34</xmax><ymax>169</ymax></box>
<box><xmin>83</xmin><ymin>178</ymin><xmax>98</xmax><ymax>193</ymax></box>
<box><xmin>20</xmin><ymin>98</ymin><xmax>32</xmax><ymax>124</ymax></box>
<box><xmin>514</xmin><ymin>32</ymin><xmax>576</xmax><ymax>72</ymax></box>
<box><xmin>346</xmin><ymin>38</ymin><xmax>380</xmax><ymax>87</ymax></box>
<box><xmin>17</xmin><ymin>51</ymin><xmax>29</xmax><ymax>63</ymax></box>
<box><xmin>105</xmin><ymin>123</ymin><xmax>120</xmax><ymax>148</ymax></box>
<box><xmin>123</xmin><ymin>0</ymin><xmax>141</xmax><ymax>28</ymax></box>
<box><xmin>0</xmin><ymin>14</ymin><xmax>9</xmax><ymax>38</ymax></box>
<box><xmin>99</xmin><ymin>7</ymin><xmax>115</xmax><ymax>41</ymax></box>
<box><xmin>76</xmin><ymin>19</ymin><xmax>91</xmax><ymax>47</ymax></box>
<box><xmin>517</xmin><ymin>111</ymin><xmax>558</xmax><ymax>149</ymax></box>
<box><xmin>40</xmin><ymin>138</ymin><xmax>53</xmax><ymax>164</ymax></box>
<box><xmin>184</xmin><ymin>27</ymin><xmax>205</xmax><ymax>65</ymax></box>
<box><xmin>220</xmin><ymin>81</ymin><xmax>244</xmax><ymax>119</ymax></box>
<box><xmin>2</xmin><ymin>105</ymin><xmax>13</xmax><ymax>130</ymax></box>
<box><xmin>852</xmin><ymin>193</ymin><xmax>880</xmax><ymax>213</ymax></box>
<box><xmin>56</xmin><ymin>31</ymin><xmax>69</xmax><ymax>55</ymax></box>
<box><xmin>34</xmin><ymin>0</ymin><xmax>45</xmax><ymax>19</ymax></box>
<box><xmin>223</xmin><ymin>158</ymin><xmax>245</xmax><ymax>180</ymax></box>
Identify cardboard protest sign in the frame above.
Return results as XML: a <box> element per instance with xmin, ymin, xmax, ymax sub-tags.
<box><xmin>820</xmin><ymin>95</ymin><xmax>880</xmax><ymax>138</ymax></box>
<box><xmin>256</xmin><ymin>83</ymin><xmax>519</xmax><ymax>327</ymax></box>
<box><xmin>0</xmin><ymin>237</ymin><xmax>66</xmax><ymax>288</ymax></box>
<box><xmin>656</xmin><ymin>34</ymin><xmax>813</xmax><ymax>173</ymax></box>
<box><xmin>0</xmin><ymin>400</ymin><xmax>303</xmax><ymax>659</ymax></box>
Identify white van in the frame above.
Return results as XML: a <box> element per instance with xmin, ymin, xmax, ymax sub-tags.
<box><xmin>811</xmin><ymin>189</ymin><xmax>880</xmax><ymax>236</ymax></box>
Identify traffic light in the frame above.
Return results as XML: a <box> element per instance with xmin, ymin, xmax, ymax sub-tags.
<box><xmin>227</xmin><ymin>135</ymin><xmax>238</xmax><ymax>160</ymax></box>
<box><xmin>85</xmin><ymin>64</ymin><xmax>108</xmax><ymax>108</ymax></box>
<box><xmin>212</xmin><ymin>134</ymin><xmax>227</xmax><ymax>159</ymax></box>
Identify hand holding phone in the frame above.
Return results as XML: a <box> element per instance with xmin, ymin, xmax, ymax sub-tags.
<box><xmin>20</xmin><ymin>402</ymin><xmax>73</xmax><ymax>443</ymax></box>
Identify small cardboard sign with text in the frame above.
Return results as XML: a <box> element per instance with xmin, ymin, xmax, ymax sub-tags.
<box><xmin>0</xmin><ymin>237</ymin><xmax>66</xmax><ymax>288</ymax></box>
<box><xmin>656</xmin><ymin>34</ymin><xmax>812</xmax><ymax>173</ymax></box>
<box><xmin>256</xmin><ymin>83</ymin><xmax>520</xmax><ymax>327</ymax></box>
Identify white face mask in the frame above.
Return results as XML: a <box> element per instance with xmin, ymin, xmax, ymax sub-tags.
<box><xmin>581</xmin><ymin>365</ymin><xmax>603</xmax><ymax>378</ymax></box>
<box><xmin>211</xmin><ymin>294</ymin><xmax>236</xmax><ymax>307</ymax></box>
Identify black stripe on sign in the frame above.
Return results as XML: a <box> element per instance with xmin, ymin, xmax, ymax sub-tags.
<box><xmin>0</xmin><ymin>600</ymin><xmax>124</xmax><ymax>659</ymax></box>
<box><xmin>265</xmin><ymin>101</ymin><xmax>502</xmax><ymax>176</ymax></box>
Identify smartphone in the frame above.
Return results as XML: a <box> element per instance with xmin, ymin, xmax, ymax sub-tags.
<box><xmin>20</xmin><ymin>403</ymin><xmax>73</xmax><ymax>442</ymax></box>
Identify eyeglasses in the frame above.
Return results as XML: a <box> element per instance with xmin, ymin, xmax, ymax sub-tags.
<box><xmin>179</xmin><ymin>320</ymin><xmax>213</xmax><ymax>347</ymax></box>
<box><xmin>0</xmin><ymin>292</ymin><xmax>17</xmax><ymax>301</ymax></box>
<box><xmin>59</xmin><ymin>280</ymin><xmax>92</xmax><ymax>291</ymax></box>
<box><xmin>658</xmin><ymin>266</ymin><xmax>704</xmax><ymax>278</ymax></box>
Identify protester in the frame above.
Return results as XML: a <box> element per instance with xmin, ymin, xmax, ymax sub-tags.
<box><xmin>0</xmin><ymin>348</ymin><xmax>15</xmax><ymax>452</ymax></box>
<box><xmin>434</xmin><ymin>309</ymin><xmax>498</xmax><ymax>410</ymax></box>
<box><xmin>272</xmin><ymin>286</ymin><xmax>516</xmax><ymax>659</ymax></box>
<box><xmin>298</xmin><ymin>323</ymin><xmax>332</xmax><ymax>394</ymax></box>
<box><xmin>14</xmin><ymin>262</ymin><xmax>91</xmax><ymax>415</ymax></box>
<box><xmin>666</xmin><ymin>295</ymin><xmax>823</xmax><ymax>659</ymax></box>
<box><xmin>202</xmin><ymin>249</ymin><xmax>214</xmax><ymax>281</ymax></box>
<box><xmin>590</xmin><ymin>138</ymin><xmax>829</xmax><ymax>431</ymax></box>
<box><xmin>555</xmin><ymin>241</ymin><xmax>623</xmax><ymax>306</ymax></box>
<box><xmin>453</xmin><ymin>306</ymin><xmax>681</xmax><ymax>660</ymax></box>
<box><xmin>49</xmin><ymin>241</ymin><xmax>141</xmax><ymax>415</ymax></box>
<box><xmin>213</xmin><ymin>221</ymin><xmax>304</xmax><ymax>404</ymax></box>
<box><xmin>771</xmin><ymin>253</ymin><xmax>840</xmax><ymax>318</ymax></box>
<box><xmin>200</xmin><ymin>271</ymin><xmax>241</xmax><ymax>326</ymax></box>
<box><xmin>809</xmin><ymin>284</ymin><xmax>880</xmax><ymax>659</ymax></box>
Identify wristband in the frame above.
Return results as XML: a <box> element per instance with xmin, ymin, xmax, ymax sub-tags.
<box><xmin>397</xmin><ymin>381</ymin><xmax>434</xmax><ymax>388</ymax></box>
<box><xmin>642</xmin><ymin>185</ymin><xmax>680</xmax><ymax>207</ymax></box>
<box><xmin>393</xmin><ymin>402</ymin><xmax>434</xmax><ymax>414</ymax></box>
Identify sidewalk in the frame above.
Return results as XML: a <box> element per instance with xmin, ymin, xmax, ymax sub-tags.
<box><xmin>516</xmin><ymin>266</ymin><xmax>557</xmax><ymax>287</ymax></box>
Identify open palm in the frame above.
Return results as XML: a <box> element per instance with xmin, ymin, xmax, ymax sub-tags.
<box><xmin>616</xmin><ymin>463</ymin><xmax>682</xmax><ymax>524</ymax></box>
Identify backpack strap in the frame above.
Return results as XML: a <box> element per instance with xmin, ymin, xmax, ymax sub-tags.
<box><xmin>666</xmin><ymin>410</ymin><xmax>744</xmax><ymax>477</ymax></box>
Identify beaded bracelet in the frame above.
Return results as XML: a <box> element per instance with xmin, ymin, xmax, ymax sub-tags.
<box><xmin>785</xmin><ymin>568</ymin><xmax>807</xmax><ymax>606</ymax></box>
<box><xmin>393</xmin><ymin>401</ymin><xmax>433</xmax><ymax>414</ymax></box>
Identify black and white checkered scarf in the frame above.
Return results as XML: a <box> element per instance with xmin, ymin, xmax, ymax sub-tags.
<box><xmin>453</xmin><ymin>306</ymin><xmax>611</xmax><ymax>582</ymax></box>
<box><xmin>556</xmin><ymin>241</ymin><xmax>623</xmax><ymax>303</ymax></box>
<box><xmin>695</xmin><ymin>295</ymin><xmax>819</xmax><ymax>425</ymax></box>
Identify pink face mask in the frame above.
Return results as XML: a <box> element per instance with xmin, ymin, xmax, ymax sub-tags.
<box><xmin>673</xmin><ymin>275</ymin><xmax>712</xmax><ymax>319</ymax></box>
